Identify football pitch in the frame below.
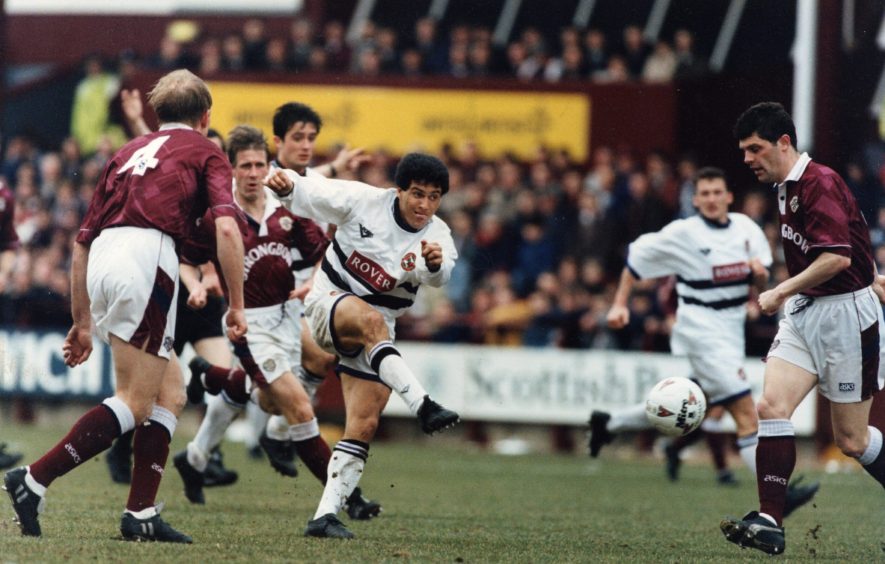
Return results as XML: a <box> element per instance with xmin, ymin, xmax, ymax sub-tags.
<box><xmin>0</xmin><ymin>421</ymin><xmax>883</xmax><ymax>562</ymax></box>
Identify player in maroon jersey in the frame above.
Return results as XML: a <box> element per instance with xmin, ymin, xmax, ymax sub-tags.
<box><xmin>3</xmin><ymin>69</ymin><xmax>247</xmax><ymax>544</ymax></box>
<box><xmin>721</xmin><ymin>102</ymin><xmax>885</xmax><ymax>555</ymax></box>
<box><xmin>0</xmin><ymin>180</ymin><xmax>23</xmax><ymax>471</ymax></box>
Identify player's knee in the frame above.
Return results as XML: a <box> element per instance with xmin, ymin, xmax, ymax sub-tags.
<box><xmin>834</xmin><ymin>431</ymin><xmax>867</xmax><ymax>459</ymax></box>
<box><xmin>358</xmin><ymin>309</ymin><xmax>389</xmax><ymax>342</ymax></box>
<box><xmin>348</xmin><ymin>414</ymin><xmax>379</xmax><ymax>443</ymax></box>
<box><xmin>755</xmin><ymin>396</ymin><xmax>787</xmax><ymax>420</ymax></box>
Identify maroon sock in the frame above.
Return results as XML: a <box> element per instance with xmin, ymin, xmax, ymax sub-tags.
<box><xmin>756</xmin><ymin>435</ymin><xmax>796</xmax><ymax>525</ymax></box>
<box><xmin>222</xmin><ymin>369</ymin><xmax>250</xmax><ymax>404</ymax></box>
<box><xmin>30</xmin><ymin>405</ymin><xmax>121</xmax><ymax>488</ymax></box>
<box><xmin>126</xmin><ymin>422</ymin><xmax>171</xmax><ymax>512</ymax></box>
<box><xmin>706</xmin><ymin>432</ymin><xmax>728</xmax><ymax>471</ymax></box>
<box><xmin>293</xmin><ymin>436</ymin><xmax>332</xmax><ymax>484</ymax></box>
<box><xmin>202</xmin><ymin>365</ymin><xmax>238</xmax><ymax>395</ymax></box>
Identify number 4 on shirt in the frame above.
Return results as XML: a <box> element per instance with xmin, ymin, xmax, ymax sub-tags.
<box><xmin>117</xmin><ymin>135</ymin><xmax>170</xmax><ymax>176</ymax></box>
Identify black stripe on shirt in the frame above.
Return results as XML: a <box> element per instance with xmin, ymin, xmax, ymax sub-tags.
<box><xmin>676</xmin><ymin>274</ymin><xmax>751</xmax><ymax>289</ymax></box>
<box><xmin>321</xmin><ymin>259</ymin><xmax>414</xmax><ymax>310</ymax></box>
<box><xmin>679</xmin><ymin>295</ymin><xmax>747</xmax><ymax>310</ymax></box>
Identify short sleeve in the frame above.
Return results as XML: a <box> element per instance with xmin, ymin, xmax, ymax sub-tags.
<box><xmin>800</xmin><ymin>175</ymin><xmax>851</xmax><ymax>256</ymax></box>
<box><xmin>204</xmin><ymin>149</ymin><xmax>237</xmax><ymax>220</ymax></box>
<box><xmin>626</xmin><ymin>222</ymin><xmax>684</xmax><ymax>279</ymax></box>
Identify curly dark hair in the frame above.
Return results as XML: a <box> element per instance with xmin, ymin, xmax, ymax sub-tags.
<box><xmin>394</xmin><ymin>153</ymin><xmax>449</xmax><ymax>194</ymax></box>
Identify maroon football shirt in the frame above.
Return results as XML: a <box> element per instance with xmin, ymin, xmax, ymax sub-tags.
<box><xmin>77</xmin><ymin>127</ymin><xmax>236</xmax><ymax>246</ymax></box>
<box><xmin>778</xmin><ymin>161</ymin><xmax>874</xmax><ymax>296</ymax></box>
<box><xmin>0</xmin><ymin>182</ymin><xmax>19</xmax><ymax>251</ymax></box>
<box><xmin>183</xmin><ymin>202</ymin><xmax>328</xmax><ymax>308</ymax></box>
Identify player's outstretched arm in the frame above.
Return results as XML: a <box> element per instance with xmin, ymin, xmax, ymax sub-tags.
<box><xmin>63</xmin><ymin>242</ymin><xmax>93</xmax><ymax>366</ymax></box>
<box><xmin>315</xmin><ymin>144</ymin><xmax>371</xmax><ymax>178</ymax></box>
<box><xmin>748</xmin><ymin>258</ymin><xmax>770</xmax><ymax>292</ymax></box>
<box><xmin>214</xmin><ymin>216</ymin><xmax>247</xmax><ymax>339</ymax></box>
<box><xmin>606</xmin><ymin>267</ymin><xmax>636</xmax><ymax>329</ymax></box>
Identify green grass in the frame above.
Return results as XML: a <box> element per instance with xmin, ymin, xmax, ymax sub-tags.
<box><xmin>1</xmin><ymin>422</ymin><xmax>883</xmax><ymax>563</ymax></box>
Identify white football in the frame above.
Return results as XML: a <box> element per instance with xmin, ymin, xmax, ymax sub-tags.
<box><xmin>645</xmin><ymin>377</ymin><xmax>707</xmax><ymax>437</ymax></box>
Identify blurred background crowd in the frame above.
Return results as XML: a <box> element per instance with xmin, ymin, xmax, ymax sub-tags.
<box><xmin>2</xmin><ymin>4</ymin><xmax>885</xmax><ymax>360</ymax></box>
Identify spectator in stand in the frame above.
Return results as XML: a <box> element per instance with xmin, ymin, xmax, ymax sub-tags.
<box><xmin>198</xmin><ymin>38</ymin><xmax>223</xmax><ymax>77</ymax></box>
<box><xmin>592</xmin><ymin>54</ymin><xmax>630</xmax><ymax>83</ymax></box>
<box><xmin>673</xmin><ymin>29</ymin><xmax>707</xmax><ymax>79</ymax></box>
<box><xmin>265</xmin><ymin>38</ymin><xmax>288</xmax><ymax>72</ymax></box>
<box><xmin>242</xmin><ymin>18</ymin><xmax>268</xmax><ymax>69</ymax></box>
<box><xmin>376</xmin><ymin>27</ymin><xmax>400</xmax><ymax>74</ymax></box>
<box><xmin>620</xmin><ymin>25</ymin><xmax>651</xmax><ymax>78</ymax></box>
<box><xmin>221</xmin><ymin>34</ymin><xmax>246</xmax><ymax>72</ymax></box>
<box><xmin>70</xmin><ymin>55</ymin><xmax>126</xmax><ymax>156</ymax></box>
<box><xmin>584</xmin><ymin>29</ymin><xmax>609</xmax><ymax>75</ymax></box>
<box><xmin>447</xmin><ymin>42</ymin><xmax>470</xmax><ymax>78</ymax></box>
<box><xmin>413</xmin><ymin>17</ymin><xmax>447</xmax><ymax>74</ymax></box>
<box><xmin>468</xmin><ymin>41</ymin><xmax>493</xmax><ymax>77</ymax></box>
<box><xmin>149</xmin><ymin>36</ymin><xmax>188</xmax><ymax>70</ymax></box>
<box><xmin>308</xmin><ymin>46</ymin><xmax>329</xmax><ymax>74</ymax></box>
<box><xmin>401</xmin><ymin>48</ymin><xmax>424</xmax><ymax>78</ymax></box>
<box><xmin>545</xmin><ymin>44</ymin><xmax>585</xmax><ymax>82</ymax></box>
<box><xmin>642</xmin><ymin>40</ymin><xmax>677</xmax><ymax>82</ymax></box>
<box><xmin>287</xmin><ymin>18</ymin><xmax>315</xmax><ymax>71</ymax></box>
<box><xmin>321</xmin><ymin>20</ymin><xmax>351</xmax><ymax>72</ymax></box>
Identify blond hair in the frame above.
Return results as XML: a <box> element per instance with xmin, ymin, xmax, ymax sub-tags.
<box><xmin>147</xmin><ymin>69</ymin><xmax>212</xmax><ymax>125</ymax></box>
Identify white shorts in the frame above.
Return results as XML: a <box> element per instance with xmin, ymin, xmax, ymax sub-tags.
<box><xmin>304</xmin><ymin>274</ymin><xmax>396</xmax><ymax>383</ymax></box>
<box><xmin>767</xmin><ymin>286</ymin><xmax>884</xmax><ymax>403</ymax></box>
<box><xmin>227</xmin><ymin>300</ymin><xmax>302</xmax><ymax>386</ymax></box>
<box><xmin>87</xmin><ymin>227</ymin><xmax>179</xmax><ymax>359</ymax></box>
<box><xmin>687</xmin><ymin>352</ymin><xmax>751</xmax><ymax>406</ymax></box>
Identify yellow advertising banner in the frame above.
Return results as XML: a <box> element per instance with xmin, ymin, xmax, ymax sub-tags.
<box><xmin>208</xmin><ymin>82</ymin><xmax>589</xmax><ymax>161</ymax></box>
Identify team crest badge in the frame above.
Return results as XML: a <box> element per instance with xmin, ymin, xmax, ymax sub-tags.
<box><xmin>163</xmin><ymin>336</ymin><xmax>174</xmax><ymax>352</ymax></box>
<box><xmin>263</xmin><ymin>359</ymin><xmax>276</xmax><ymax>372</ymax></box>
<box><xmin>789</xmin><ymin>196</ymin><xmax>799</xmax><ymax>213</ymax></box>
<box><xmin>279</xmin><ymin>216</ymin><xmax>293</xmax><ymax>231</ymax></box>
<box><xmin>401</xmin><ymin>252</ymin><xmax>417</xmax><ymax>271</ymax></box>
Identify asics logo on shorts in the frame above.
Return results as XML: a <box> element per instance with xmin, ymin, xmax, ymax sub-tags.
<box><xmin>839</xmin><ymin>382</ymin><xmax>855</xmax><ymax>392</ymax></box>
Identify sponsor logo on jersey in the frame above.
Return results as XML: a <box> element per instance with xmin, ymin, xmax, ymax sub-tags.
<box><xmin>359</xmin><ymin>224</ymin><xmax>374</xmax><ymax>238</ymax></box>
<box><xmin>401</xmin><ymin>252</ymin><xmax>417</xmax><ymax>271</ymax></box>
<box><xmin>713</xmin><ymin>262</ymin><xmax>751</xmax><ymax>283</ymax></box>
<box><xmin>790</xmin><ymin>195</ymin><xmax>799</xmax><ymax>213</ymax></box>
<box><xmin>279</xmin><ymin>216</ymin><xmax>293</xmax><ymax>231</ymax></box>
<box><xmin>780</xmin><ymin>224</ymin><xmax>810</xmax><ymax>254</ymax></box>
<box><xmin>839</xmin><ymin>382</ymin><xmax>855</xmax><ymax>392</ymax></box>
<box><xmin>243</xmin><ymin>241</ymin><xmax>294</xmax><ymax>280</ymax></box>
<box><xmin>346</xmin><ymin>251</ymin><xmax>396</xmax><ymax>292</ymax></box>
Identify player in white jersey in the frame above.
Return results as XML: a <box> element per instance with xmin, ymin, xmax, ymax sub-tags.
<box><xmin>588</xmin><ymin>167</ymin><xmax>817</xmax><ymax>513</ymax></box>
<box><xmin>265</xmin><ymin>152</ymin><xmax>460</xmax><ymax>539</ymax></box>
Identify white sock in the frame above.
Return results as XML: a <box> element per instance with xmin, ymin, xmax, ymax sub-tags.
<box><xmin>608</xmin><ymin>404</ymin><xmax>652</xmax><ymax>432</ymax></box>
<box><xmin>700</xmin><ymin>417</ymin><xmax>727</xmax><ymax>433</ymax></box>
<box><xmin>858</xmin><ymin>426</ymin><xmax>883</xmax><ymax>465</ymax></box>
<box><xmin>245</xmin><ymin>401</ymin><xmax>270</xmax><ymax>450</ymax></box>
<box><xmin>125</xmin><ymin>505</ymin><xmax>159</xmax><ymax>519</ymax></box>
<box><xmin>189</xmin><ymin>394</ymin><xmax>242</xmax><ymax>472</ymax></box>
<box><xmin>313</xmin><ymin>439</ymin><xmax>367</xmax><ymax>519</ymax></box>
<box><xmin>368</xmin><ymin>341</ymin><xmax>426</xmax><ymax>414</ymax></box>
<box><xmin>289</xmin><ymin>418</ymin><xmax>321</xmax><ymax>441</ymax></box>
<box><xmin>24</xmin><ymin>468</ymin><xmax>46</xmax><ymax>497</ymax></box>
<box><xmin>736</xmin><ymin>433</ymin><xmax>758</xmax><ymax>475</ymax></box>
<box><xmin>266</xmin><ymin>414</ymin><xmax>290</xmax><ymax>441</ymax></box>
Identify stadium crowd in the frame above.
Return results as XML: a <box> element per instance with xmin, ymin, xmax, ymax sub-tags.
<box><xmin>127</xmin><ymin>17</ymin><xmax>706</xmax><ymax>84</ymax></box>
<box><xmin>4</xmin><ymin>118</ymin><xmax>885</xmax><ymax>359</ymax></box>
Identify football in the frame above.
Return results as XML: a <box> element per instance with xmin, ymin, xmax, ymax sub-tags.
<box><xmin>645</xmin><ymin>377</ymin><xmax>707</xmax><ymax>436</ymax></box>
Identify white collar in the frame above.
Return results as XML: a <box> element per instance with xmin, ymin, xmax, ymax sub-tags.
<box><xmin>232</xmin><ymin>181</ymin><xmax>281</xmax><ymax>237</ymax></box>
<box><xmin>158</xmin><ymin>122</ymin><xmax>194</xmax><ymax>131</ymax></box>
<box><xmin>777</xmin><ymin>152</ymin><xmax>811</xmax><ymax>188</ymax></box>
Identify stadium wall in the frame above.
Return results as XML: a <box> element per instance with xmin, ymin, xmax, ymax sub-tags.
<box><xmin>0</xmin><ymin>328</ymin><xmax>817</xmax><ymax>435</ymax></box>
